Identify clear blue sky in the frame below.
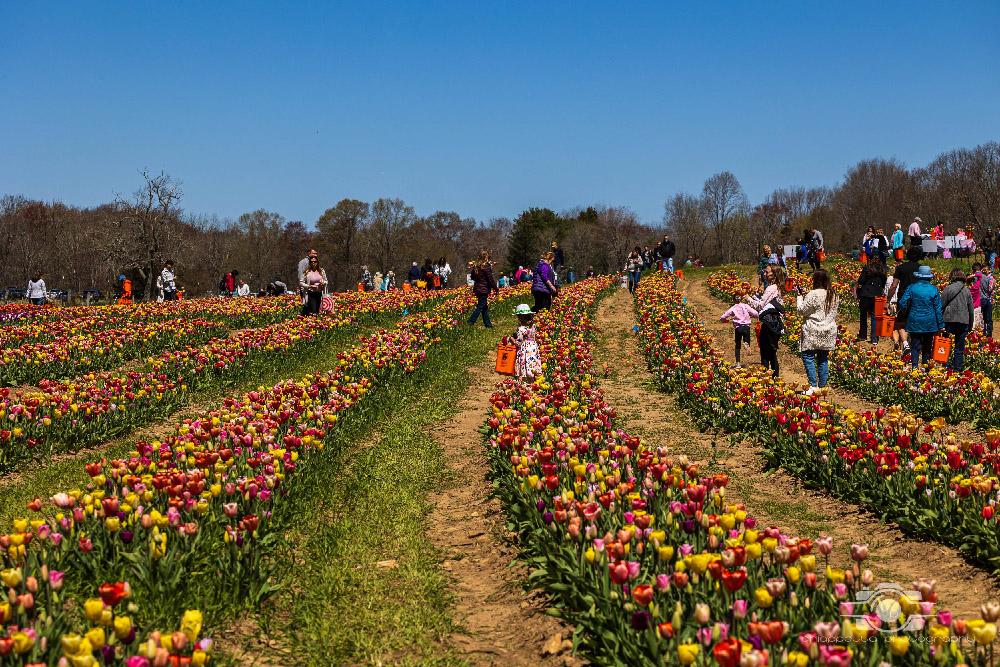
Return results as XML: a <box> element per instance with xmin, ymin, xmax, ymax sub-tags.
<box><xmin>2</xmin><ymin>2</ymin><xmax>997</xmax><ymax>227</ymax></box>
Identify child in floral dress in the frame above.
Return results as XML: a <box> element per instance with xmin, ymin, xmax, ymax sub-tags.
<box><xmin>513</xmin><ymin>304</ymin><xmax>543</xmax><ymax>380</ymax></box>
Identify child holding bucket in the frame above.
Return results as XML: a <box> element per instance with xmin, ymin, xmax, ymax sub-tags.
<box><xmin>720</xmin><ymin>297</ymin><xmax>758</xmax><ymax>368</ymax></box>
<box><xmin>512</xmin><ymin>304</ymin><xmax>543</xmax><ymax>381</ymax></box>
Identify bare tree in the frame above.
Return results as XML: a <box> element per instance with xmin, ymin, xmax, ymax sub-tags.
<box><xmin>701</xmin><ymin>172</ymin><xmax>749</xmax><ymax>263</ymax></box>
<box><xmin>367</xmin><ymin>198</ymin><xmax>416</xmax><ymax>275</ymax></box>
<box><xmin>663</xmin><ymin>193</ymin><xmax>709</xmax><ymax>263</ymax></box>
<box><xmin>235</xmin><ymin>209</ymin><xmax>286</xmax><ymax>288</ymax></box>
<box><xmin>596</xmin><ymin>205</ymin><xmax>643</xmax><ymax>271</ymax></box>
<box><xmin>108</xmin><ymin>169</ymin><xmax>184</xmax><ymax>301</ymax></box>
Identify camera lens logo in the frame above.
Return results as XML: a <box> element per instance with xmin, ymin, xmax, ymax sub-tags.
<box><xmin>849</xmin><ymin>583</ymin><xmax>926</xmax><ymax>633</ymax></box>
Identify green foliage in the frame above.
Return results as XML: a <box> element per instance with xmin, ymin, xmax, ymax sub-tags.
<box><xmin>506</xmin><ymin>207</ymin><xmax>567</xmax><ymax>270</ymax></box>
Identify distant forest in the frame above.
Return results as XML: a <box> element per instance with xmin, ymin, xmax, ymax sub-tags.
<box><xmin>2</xmin><ymin>140</ymin><xmax>996</xmax><ymax>299</ymax></box>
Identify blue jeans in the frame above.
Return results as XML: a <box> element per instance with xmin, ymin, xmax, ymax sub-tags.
<box><xmin>945</xmin><ymin>321</ymin><xmax>968</xmax><ymax>371</ymax></box>
<box><xmin>667</xmin><ymin>257</ymin><xmax>674</xmax><ymax>273</ymax></box>
<box><xmin>801</xmin><ymin>350</ymin><xmax>830</xmax><ymax>388</ymax></box>
<box><xmin>984</xmin><ymin>299</ymin><xmax>994</xmax><ymax>338</ymax></box>
<box><xmin>909</xmin><ymin>332</ymin><xmax>934</xmax><ymax>368</ymax></box>
<box><xmin>987</xmin><ymin>253</ymin><xmax>996</xmax><ymax>272</ymax></box>
<box><xmin>468</xmin><ymin>294</ymin><xmax>492</xmax><ymax>327</ymax></box>
<box><xmin>628</xmin><ymin>270</ymin><xmax>641</xmax><ymax>293</ymax></box>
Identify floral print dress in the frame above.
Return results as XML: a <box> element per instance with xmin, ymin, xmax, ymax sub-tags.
<box><xmin>514</xmin><ymin>325</ymin><xmax>543</xmax><ymax>378</ymax></box>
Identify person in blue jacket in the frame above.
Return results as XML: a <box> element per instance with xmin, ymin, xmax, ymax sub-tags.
<box><xmin>898</xmin><ymin>265</ymin><xmax>944</xmax><ymax>369</ymax></box>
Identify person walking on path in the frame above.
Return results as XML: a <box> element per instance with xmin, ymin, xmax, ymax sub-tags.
<box><xmin>434</xmin><ymin>257</ymin><xmax>452</xmax><ymax>289</ymax></box>
<box><xmin>660</xmin><ymin>235</ymin><xmax>676</xmax><ymax>273</ymax></box>
<box><xmin>899</xmin><ymin>265</ymin><xmax>944</xmax><ymax>369</ymax></box>
<box><xmin>891</xmin><ymin>223</ymin><xmax>905</xmax><ymax>258</ymax></box>
<box><xmin>551</xmin><ymin>242</ymin><xmax>565</xmax><ymax>285</ymax></box>
<box><xmin>856</xmin><ymin>255</ymin><xmax>887</xmax><ymax>345</ymax></box>
<box><xmin>976</xmin><ymin>263</ymin><xmax>995</xmax><ymax>338</ymax></box>
<box><xmin>585</xmin><ymin>266</ymin><xmax>596</xmax><ymax>278</ymax></box>
<box><xmin>981</xmin><ymin>228</ymin><xmax>997</xmax><ymax>271</ymax></box>
<box><xmin>298</xmin><ymin>248</ymin><xmax>317</xmax><ymax>297</ymax></box>
<box><xmin>160</xmin><ymin>260</ymin><xmax>177</xmax><ymax>301</ymax></box>
<box><xmin>941</xmin><ymin>268</ymin><xmax>975</xmax><ymax>371</ymax></box>
<box><xmin>468</xmin><ymin>251</ymin><xmax>498</xmax><ymax>328</ymax></box>
<box><xmin>26</xmin><ymin>271</ymin><xmax>46</xmax><ymax>306</ymax></box>
<box><xmin>624</xmin><ymin>247</ymin><xmax>643</xmax><ymax>294</ymax></box>
<box><xmin>720</xmin><ymin>296</ymin><xmax>758</xmax><ymax>368</ymax></box>
<box><xmin>359</xmin><ymin>265</ymin><xmax>373</xmax><ymax>291</ymax></box>
<box><xmin>236</xmin><ymin>277</ymin><xmax>250</xmax><ymax>297</ymax></box>
<box><xmin>512</xmin><ymin>304</ymin><xmax>543</xmax><ymax>381</ymax></box>
<box><xmin>299</xmin><ymin>256</ymin><xmax>328</xmax><ymax>316</ymax></box>
<box><xmin>908</xmin><ymin>217</ymin><xmax>923</xmax><ymax>247</ymax></box>
<box><xmin>796</xmin><ymin>269</ymin><xmax>840</xmax><ymax>396</ymax></box>
<box><xmin>420</xmin><ymin>258</ymin><xmax>435</xmax><ymax>290</ymax></box>
<box><xmin>407</xmin><ymin>261</ymin><xmax>421</xmax><ymax>287</ymax></box>
<box><xmin>887</xmin><ymin>246</ymin><xmax>924</xmax><ymax>355</ymax></box>
<box><xmin>531</xmin><ymin>251</ymin><xmax>559</xmax><ymax>311</ymax></box>
<box><xmin>807</xmin><ymin>227</ymin><xmax>824</xmax><ymax>271</ymax></box>
<box><xmin>757</xmin><ymin>245</ymin><xmax>776</xmax><ymax>288</ymax></box>
<box><xmin>969</xmin><ymin>266</ymin><xmax>984</xmax><ymax>331</ymax></box>
<box><xmin>747</xmin><ymin>264</ymin><xmax>787</xmax><ymax>378</ymax></box>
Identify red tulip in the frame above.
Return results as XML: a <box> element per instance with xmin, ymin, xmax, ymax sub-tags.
<box><xmin>713</xmin><ymin>637</ymin><xmax>742</xmax><ymax>667</ymax></box>
<box><xmin>632</xmin><ymin>584</ymin><xmax>654</xmax><ymax>606</ymax></box>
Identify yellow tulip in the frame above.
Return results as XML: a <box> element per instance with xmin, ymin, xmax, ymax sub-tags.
<box><xmin>754</xmin><ymin>587</ymin><xmax>773</xmax><ymax>609</ymax></box>
<box><xmin>888</xmin><ymin>635</ymin><xmax>909</xmax><ymax>656</ymax></box>
<box><xmin>113</xmin><ymin>615</ymin><xmax>133</xmax><ymax>640</ymax></box>
<box><xmin>677</xmin><ymin>643</ymin><xmax>700</xmax><ymax>665</ymax></box>
<box><xmin>928</xmin><ymin>623</ymin><xmax>950</xmax><ymax>647</ymax></box>
<box><xmin>0</xmin><ymin>568</ymin><xmax>22</xmax><ymax>588</ymax></box>
<box><xmin>181</xmin><ymin>609</ymin><xmax>203</xmax><ymax>642</ymax></box>
<box><xmin>12</xmin><ymin>631</ymin><xmax>33</xmax><ymax>654</ymax></box>
<box><xmin>786</xmin><ymin>651</ymin><xmax>809</xmax><ymax>667</ymax></box>
<box><xmin>85</xmin><ymin>627</ymin><xmax>106</xmax><ymax>648</ymax></box>
<box><xmin>84</xmin><ymin>598</ymin><xmax>105</xmax><ymax>624</ymax></box>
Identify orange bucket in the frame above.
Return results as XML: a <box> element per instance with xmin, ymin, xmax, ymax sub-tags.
<box><xmin>784</xmin><ymin>277</ymin><xmax>794</xmax><ymax>291</ymax></box>
<box><xmin>675</xmin><ymin>269</ymin><xmax>684</xmax><ymax>280</ymax></box>
<box><xmin>754</xmin><ymin>321</ymin><xmax>762</xmax><ymax>343</ymax></box>
<box><xmin>875</xmin><ymin>315</ymin><xmax>894</xmax><ymax>338</ymax></box>
<box><xmin>402</xmin><ymin>283</ymin><xmax>411</xmax><ymax>292</ymax></box>
<box><xmin>874</xmin><ymin>297</ymin><xmax>886</xmax><ymax>317</ymax></box>
<box><xmin>817</xmin><ymin>251</ymin><xmax>826</xmax><ymax>262</ymax></box>
<box><xmin>357</xmin><ymin>283</ymin><xmax>364</xmax><ymax>292</ymax></box>
<box><xmin>433</xmin><ymin>276</ymin><xmax>441</xmax><ymax>288</ymax></box>
<box><xmin>495</xmin><ymin>344</ymin><xmax>517</xmax><ymax>376</ymax></box>
<box><xmin>894</xmin><ymin>248</ymin><xmax>904</xmax><ymax>260</ymax></box>
<box><xmin>860</xmin><ymin>253</ymin><xmax>868</xmax><ymax>264</ymax></box>
<box><xmin>932</xmin><ymin>335</ymin><xmax>952</xmax><ymax>363</ymax></box>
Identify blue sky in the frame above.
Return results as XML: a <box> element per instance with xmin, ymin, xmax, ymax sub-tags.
<box><xmin>2</xmin><ymin>2</ymin><xmax>997</xmax><ymax>226</ymax></box>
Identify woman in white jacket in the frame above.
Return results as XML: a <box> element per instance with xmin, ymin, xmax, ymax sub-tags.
<box><xmin>26</xmin><ymin>271</ymin><xmax>46</xmax><ymax>305</ymax></box>
<box><xmin>796</xmin><ymin>269</ymin><xmax>840</xmax><ymax>395</ymax></box>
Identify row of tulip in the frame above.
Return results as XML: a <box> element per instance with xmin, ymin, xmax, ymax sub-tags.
<box><xmin>0</xmin><ymin>320</ymin><xmax>227</xmax><ymax>387</ymax></box>
<box><xmin>3</xmin><ymin>289</ymin><xmax>450</xmax><ymax>331</ymax></box>
<box><xmin>0</xmin><ymin>284</ymin><xmax>525</xmax><ymax>665</ymax></box>
<box><xmin>640</xmin><ymin>270</ymin><xmax>1000</xmax><ymax>572</ymax></box>
<box><xmin>0</xmin><ymin>316</ymin><xmax>132</xmax><ymax>350</ymax></box>
<box><xmin>0</xmin><ymin>287</ymin><xmax>451</xmax><ymax>472</ymax></box>
<box><xmin>484</xmin><ymin>274</ymin><xmax>997</xmax><ymax>666</ymax></box>
<box><xmin>707</xmin><ymin>269</ymin><xmax>1000</xmax><ymax>427</ymax></box>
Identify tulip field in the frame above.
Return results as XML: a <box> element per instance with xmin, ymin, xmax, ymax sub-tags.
<box><xmin>4</xmin><ymin>270</ymin><xmax>1000</xmax><ymax>666</ymax></box>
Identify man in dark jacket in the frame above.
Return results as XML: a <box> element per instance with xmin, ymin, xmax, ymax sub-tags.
<box><xmin>551</xmin><ymin>242</ymin><xmax>565</xmax><ymax>286</ymax></box>
<box><xmin>981</xmin><ymin>227</ymin><xmax>997</xmax><ymax>271</ymax></box>
<box><xmin>407</xmin><ymin>262</ymin><xmax>421</xmax><ymax>286</ymax></box>
<box><xmin>661</xmin><ymin>235</ymin><xmax>677</xmax><ymax>273</ymax></box>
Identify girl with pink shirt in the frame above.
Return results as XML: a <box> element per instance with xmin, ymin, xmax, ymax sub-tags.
<box><xmin>720</xmin><ymin>298</ymin><xmax>759</xmax><ymax>367</ymax></box>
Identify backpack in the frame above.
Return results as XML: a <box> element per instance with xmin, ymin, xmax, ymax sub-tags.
<box><xmin>980</xmin><ymin>273</ymin><xmax>995</xmax><ymax>302</ymax></box>
<box><xmin>219</xmin><ymin>276</ymin><xmax>227</xmax><ymax>292</ymax></box>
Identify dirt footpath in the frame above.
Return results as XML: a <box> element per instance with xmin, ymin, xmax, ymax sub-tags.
<box><xmin>428</xmin><ymin>359</ymin><xmax>584</xmax><ymax>666</ymax></box>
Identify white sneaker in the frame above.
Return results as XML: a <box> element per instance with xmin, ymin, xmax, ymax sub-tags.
<box><xmin>804</xmin><ymin>386</ymin><xmax>819</xmax><ymax>396</ymax></box>
<box><xmin>734</xmin><ymin>362</ymin><xmax>742</xmax><ymax>368</ymax></box>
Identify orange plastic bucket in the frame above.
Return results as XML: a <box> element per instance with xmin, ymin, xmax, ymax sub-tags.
<box><xmin>875</xmin><ymin>315</ymin><xmax>894</xmax><ymax>338</ymax></box>
<box><xmin>675</xmin><ymin>269</ymin><xmax>684</xmax><ymax>280</ymax></box>
<box><xmin>784</xmin><ymin>277</ymin><xmax>794</xmax><ymax>291</ymax></box>
<box><xmin>402</xmin><ymin>283</ymin><xmax>411</xmax><ymax>292</ymax></box>
<box><xmin>357</xmin><ymin>283</ymin><xmax>364</xmax><ymax>292</ymax></box>
<box><xmin>860</xmin><ymin>253</ymin><xmax>868</xmax><ymax>264</ymax></box>
<box><xmin>433</xmin><ymin>276</ymin><xmax>441</xmax><ymax>288</ymax></box>
<box><xmin>874</xmin><ymin>297</ymin><xmax>886</xmax><ymax>317</ymax></box>
<box><xmin>817</xmin><ymin>251</ymin><xmax>826</xmax><ymax>262</ymax></box>
<box><xmin>495</xmin><ymin>344</ymin><xmax>517</xmax><ymax>376</ymax></box>
<box><xmin>933</xmin><ymin>335</ymin><xmax>952</xmax><ymax>363</ymax></box>
<box><xmin>894</xmin><ymin>248</ymin><xmax>904</xmax><ymax>260</ymax></box>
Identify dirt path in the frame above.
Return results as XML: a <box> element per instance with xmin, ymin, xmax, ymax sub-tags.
<box><xmin>596</xmin><ymin>285</ymin><xmax>1000</xmax><ymax>619</ymax></box>
<box><xmin>428</xmin><ymin>359</ymin><xmax>583</xmax><ymax>666</ymax></box>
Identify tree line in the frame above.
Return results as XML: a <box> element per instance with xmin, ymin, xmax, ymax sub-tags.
<box><xmin>2</xmin><ymin>140</ymin><xmax>996</xmax><ymax>299</ymax></box>
<box><xmin>662</xmin><ymin>140</ymin><xmax>999</xmax><ymax>264</ymax></box>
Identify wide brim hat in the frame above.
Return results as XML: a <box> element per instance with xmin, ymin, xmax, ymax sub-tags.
<box><xmin>513</xmin><ymin>304</ymin><xmax>535</xmax><ymax>315</ymax></box>
<box><xmin>914</xmin><ymin>266</ymin><xmax>934</xmax><ymax>279</ymax></box>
